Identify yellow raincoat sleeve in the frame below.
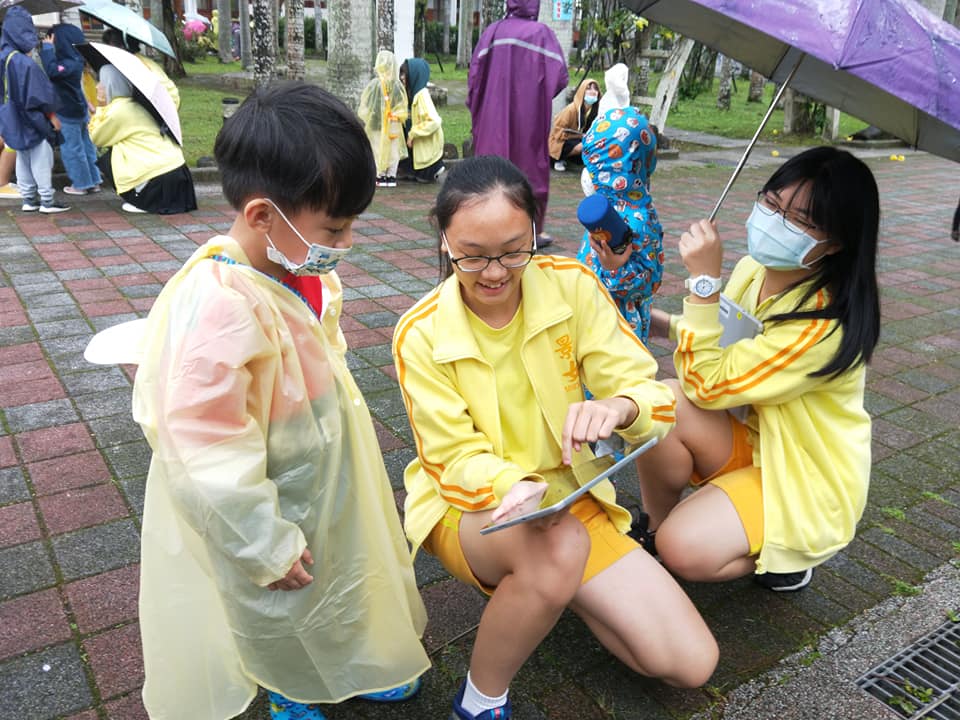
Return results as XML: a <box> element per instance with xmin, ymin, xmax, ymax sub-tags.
<box><xmin>143</xmin><ymin>266</ymin><xmax>305</xmax><ymax>587</ymax></box>
<box><xmin>394</xmin><ymin>311</ymin><xmax>535</xmax><ymax>512</ymax></box>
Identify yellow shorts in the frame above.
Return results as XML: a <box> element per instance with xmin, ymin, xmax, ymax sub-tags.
<box><xmin>691</xmin><ymin>414</ymin><xmax>764</xmax><ymax>555</ymax></box>
<box><xmin>423</xmin><ymin>495</ymin><xmax>638</xmax><ymax>596</ymax></box>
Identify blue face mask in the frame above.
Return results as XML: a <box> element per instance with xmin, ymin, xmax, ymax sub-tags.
<box><xmin>745</xmin><ymin>203</ymin><xmax>828</xmax><ymax>270</ymax></box>
<box><xmin>263</xmin><ymin>199</ymin><xmax>351</xmax><ymax>276</ymax></box>
<box><xmin>583</xmin><ymin>91</ymin><xmax>599</xmax><ymax>106</ymax></box>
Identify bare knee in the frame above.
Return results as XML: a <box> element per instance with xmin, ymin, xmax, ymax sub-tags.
<box><xmin>663</xmin><ymin>638</ymin><xmax>719</xmax><ymax>688</ymax></box>
<box><xmin>512</xmin><ymin>515</ymin><xmax>589</xmax><ymax>608</ymax></box>
<box><xmin>656</xmin><ymin>523</ymin><xmax>711</xmax><ymax>581</ymax></box>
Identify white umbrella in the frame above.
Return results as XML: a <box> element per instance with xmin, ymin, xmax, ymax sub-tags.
<box><xmin>84</xmin><ymin>319</ymin><xmax>147</xmax><ymax>365</ymax></box>
<box><xmin>76</xmin><ymin>41</ymin><xmax>182</xmax><ymax>145</ymax></box>
<box><xmin>79</xmin><ymin>0</ymin><xmax>176</xmax><ymax>59</ymax></box>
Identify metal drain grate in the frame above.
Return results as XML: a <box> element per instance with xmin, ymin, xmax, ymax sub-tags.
<box><xmin>856</xmin><ymin>619</ymin><xmax>960</xmax><ymax>719</ymax></box>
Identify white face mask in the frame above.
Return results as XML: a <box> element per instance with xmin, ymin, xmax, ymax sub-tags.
<box><xmin>583</xmin><ymin>91</ymin><xmax>599</xmax><ymax>106</ymax></box>
<box><xmin>263</xmin><ymin>199</ymin><xmax>351</xmax><ymax>276</ymax></box>
<box><xmin>745</xmin><ymin>203</ymin><xmax>828</xmax><ymax>270</ymax></box>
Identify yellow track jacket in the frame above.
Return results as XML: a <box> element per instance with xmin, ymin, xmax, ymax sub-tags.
<box><xmin>393</xmin><ymin>255</ymin><xmax>677</xmax><ymax>553</ymax></box>
<box><xmin>674</xmin><ymin>256</ymin><xmax>871</xmax><ymax>574</ymax></box>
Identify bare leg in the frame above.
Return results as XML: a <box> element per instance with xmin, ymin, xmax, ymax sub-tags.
<box><xmin>635</xmin><ymin>378</ymin><xmax>733</xmax><ymax>528</ymax></box>
<box><xmin>459</xmin><ymin>509</ymin><xmax>590</xmax><ymax>695</ymax></box>
<box><xmin>570</xmin><ymin>548</ymin><xmax>718</xmax><ymax>687</ymax></box>
<box><xmin>657</xmin><ymin>484</ymin><xmax>756</xmax><ymax>582</ymax></box>
<box><xmin>0</xmin><ymin>145</ymin><xmax>15</xmax><ymax>185</ymax></box>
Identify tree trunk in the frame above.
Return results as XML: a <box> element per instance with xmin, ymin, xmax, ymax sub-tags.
<box><xmin>286</xmin><ymin>0</ymin><xmax>305</xmax><ymax>78</ymax></box>
<box><xmin>218</xmin><ymin>0</ymin><xmax>233</xmax><ymax>62</ymax></box>
<box><xmin>480</xmin><ymin>0</ymin><xmax>502</xmax><ymax>33</ymax></box>
<box><xmin>455</xmin><ymin>0</ymin><xmax>472</xmax><ymax>69</ymax></box>
<box><xmin>240</xmin><ymin>0</ymin><xmax>253</xmax><ymax>68</ymax></box>
<box><xmin>149</xmin><ymin>0</ymin><xmax>162</xmax><ymax>26</ymax></box>
<box><xmin>161</xmin><ymin>0</ymin><xmax>186</xmax><ymax>77</ymax></box>
<box><xmin>716</xmin><ymin>54</ymin><xmax>732</xmax><ymax>110</ymax></box>
<box><xmin>441</xmin><ymin>0</ymin><xmax>450</xmax><ymax>54</ymax></box>
<box><xmin>252</xmin><ymin>0</ymin><xmax>276</xmax><ymax>87</ymax></box>
<box><xmin>271</xmin><ymin>0</ymin><xmax>280</xmax><ymax>63</ymax></box>
<box><xmin>327</xmin><ymin>0</ymin><xmax>376</xmax><ymax>109</ymax></box>
<box><xmin>747</xmin><ymin>70</ymin><xmax>764</xmax><ymax>102</ymax></box>
<box><xmin>314</xmin><ymin>4</ymin><xmax>323</xmax><ymax>58</ymax></box>
<box><xmin>377</xmin><ymin>0</ymin><xmax>395</xmax><ymax>52</ymax></box>
<box><xmin>649</xmin><ymin>36</ymin><xmax>694</xmax><ymax>131</ymax></box>
<box><xmin>413</xmin><ymin>0</ymin><xmax>426</xmax><ymax>56</ymax></box>
<box><xmin>632</xmin><ymin>23</ymin><xmax>652</xmax><ymax>99</ymax></box>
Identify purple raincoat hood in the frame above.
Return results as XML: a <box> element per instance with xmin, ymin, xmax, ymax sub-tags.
<box><xmin>507</xmin><ymin>0</ymin><xmax>540</xmax><ymax>20</ymax></box>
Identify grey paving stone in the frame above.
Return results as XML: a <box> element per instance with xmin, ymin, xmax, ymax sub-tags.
<box><xmin>0</xmin><ymin>245</ymin><xmax>34</xmax><ymax>260</ymax></box>
<box><xmin>350</xmin><ymin>343</ymin><xmax>394</xmax><ymax>367</ymax></box>
<box><xmin>0</xmin><ymin>542</ymin><xmax>56</xmax><ymax>600</ymax></box>
<box><xmin>354</xmin><ymin>310</ymin><xmax>400</xmax><ymax>328</ymax></box>
<box><xmin>356</xmin><ymin>283</ymin><xmax>408</xmax><ymax>298</ymax></box>
<box><xmin>141</xmin><ymin>260</ymin><xmax>182</xmax><ymax>272</ymax></box>
<box><xmin>381</xmin><ymin>447</ymin><xmax>417</xmax><ymax>491</ymax></box>
<box><xmin>32</xmin><ymin>319</ymin><xmax>91</xmax><ymax>341</ymax></box>
<box><xmin>26</xmin><ymin>304</ymin><xmax>82</xmax><ymax>323</ymax></box>
<box><xmin>73</xmin><ymin>388</ymin><xmax>133</xmax><ymax>421</ymax></box>
<box><xmin>102</xmin><ymin>441</ymin><xmax>151</xmax><ymax>480</ymax></box>
<box><xmin>47</xmin><ymin>349</ymin><xmax>91</xmax><ymax>374</ymax></box>
<box><xmin>118</xmin><ymin>283</ymin><xmax>163</xmax><ymax>298</ymax></box>
<box><xmin>39</xmin><ymin>334</ymin><xmax>91</xmax><ymax>357</ymax></box>
<box><xmin>351</xmin><ymin>367</ymin><xmax>399</xmax><ymax>393</ymax></box>
<box><xmin>29</xmin><ymin>234</ymin><xmax>68</xmax><ymax>245</ymax></box>
<box><xmin>87</xmin><ymin>414</ymin><xmax>144</xmax><ymax>448</ymax></box>
<box><xmin>0</xmin><ymin>467</ymin><xmax>30</xmax><ymax>505</ymax></box>
<box><xmin>341</xmin><ymin>287</ymin><xmax>363</xmax><ymax>301</ymax></box>
<box><xmin>54</xmin><ymin>267</ymin><xmax>103</xmax><ymax>281</ymax></box>
<box><xmin>105</xmin><ymin>229</ymin><xmax>143</xmax><ymax>239</ymax></box>
<box><xmin>84</xmin><ymin>246</ymin><xmax>125</xmax><ymax>257</ymax></box>
<box><xmin>0</xmin><ymin>642</ymin><xmax>93</xmax><ymax>720</ymax></box>
<box><xmin>89</xmin><ymin>313</ymin><xmax>139</xmax><ymax>331</ymax></box>
<box><xmin>119</xmin><ymin>476</ymin><xmax>146</xmax><ymax>518</ymax></box>
<box><xmin>61</xmin><ymin>367</ymin><xmax>130</xmax><ymax>397</ymax></box>
<box><xmin>363</xmin><ymin>389</ymin><xmax>407</xmax><ymax>421</ymax></box>
<box><xmin>21</xmin><ymin>291</ymin><xmax>75</xmax><ymax>308</ymax></box>
<box><xmin>380</xmin><ymin>415</ymin><xmax>414</xmax><ymax>444</ymax></box>
<box><xmin>51</xmin><ymin>520</ymin><xmax>141</xmax><ymax>581</ymax></box>
<box><xmin>413</xmin><ymin>547</ymin><xmax>450</xmax><ymax>587</ymax></box>
<box><xmin>10</xmin><ymin>271</ymin><xmax>60</xmax><ymax>287</ymax></box>
<box><xmin>2</xmin><ymin>261</ymin><xmax>48</xmax><ymax>274</ymax></box>
<box><xmin>100</xmin><ymin>264</ymin><xmax>145</xmax><ymax>277</ymax></box>
<box><xmin>4</xmin><ymin>399</ymin><xmax>78</xmax><ymax>433</ymax></box>
<box><xmin>0</xmin><ymin>325</ymin><xmax>34</xmax><ymax>346</ymax></box>
<box><xmin>376</xmin><ymin>270</ymin><xmax>419</xmax><ymax>285</ymax></box>
<box><xmin>344</xmin><ymin>350</ymin><xmax>371</xmax><ymax>371</ymax></box>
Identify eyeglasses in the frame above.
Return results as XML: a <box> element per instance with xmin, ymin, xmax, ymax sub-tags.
<box><xmin>442</xmin><ymin>224</ymin><xmax>537</xmax><ymax>273</ymax></box>
<box><xmin>755</xmin><ymin>191</ymin><xmax>820</xmax><ymax>235</ymax></box>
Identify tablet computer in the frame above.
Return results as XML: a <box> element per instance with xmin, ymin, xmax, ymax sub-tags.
<box><xmin>479</xmin><ymin>437</ymin><xmax>659</xmax><ymax>534</ymax></box>
<box><xmin>719</xmin><ymin>294</ymin><xmax>763</xmax><ymax>348</ymax></box>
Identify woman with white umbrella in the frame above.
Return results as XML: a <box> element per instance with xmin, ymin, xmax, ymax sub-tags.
<box><xmin>89</xmin><ymin>65</ymin><xmax>196</xmax><ymax>214</ymax></box>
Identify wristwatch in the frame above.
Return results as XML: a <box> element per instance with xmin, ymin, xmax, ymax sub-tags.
<box><xmin>684</xmin><ymin>274</ymin><xmax>723</xmax><ymax>298</ymax></box>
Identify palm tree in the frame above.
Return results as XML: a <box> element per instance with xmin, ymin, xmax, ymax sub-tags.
<box><xmin>240</xmin><ymin>0</ymin><xmax>252</xmax><ymax>69</ymax></box>
<box><xmin>327</xmin><ymin>0</ymin><xmax>375</xmax><ymax>108</ymax></box>
<box><xmin>455</xmin><ymin>0</ymin><xmax>472</xmax><ymax>69</ymax></box>
<box><xmin>377</xmin><ymin>0</ymin><xmax>395</xmax><ymax>53</ymax></box>
<box><xmin>480</xmin><ymin>0</ymin><xmax>502</xmax><ymax>33</ymax></box>
<box><xmin>252</xmin><ymin>0</ymin><xmax>276</xmax><ymax>87</ymax></box>
<box><xmin>286</xmin><ymin>0</ymin><xmax>306</xmax><ymax>79</ymax></box>
<box><xmin>218</xmin><ymin>0</ymin><xmax>233</xmax><ymax>63</ymax></box>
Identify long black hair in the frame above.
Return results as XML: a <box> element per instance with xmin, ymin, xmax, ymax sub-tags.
<box><xmin>430</xmin><ymin>155</ymin><xmax>537</xmax><ymax>281</ymax></box>
<box><xmin>763</xmin><ymin>146</ymin><xmax>881</xmax><ymax>377</ymax></box>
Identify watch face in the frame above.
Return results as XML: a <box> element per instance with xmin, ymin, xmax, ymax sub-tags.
<box><xmin>695</xmin><ymin>278</ymin><xmax>714</xmax><ymax>296</ymax></box>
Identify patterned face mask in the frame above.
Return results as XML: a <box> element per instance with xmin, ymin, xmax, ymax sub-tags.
<box><xmin>263</xmin><ymin>199</ymin><xmax>352</xmax><ymax>276</ymax></box>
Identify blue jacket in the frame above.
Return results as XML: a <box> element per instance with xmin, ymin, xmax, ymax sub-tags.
<box><xmin>39</xmin><ymin>24</ymin><xmax>87</xmax><ymax>121</ymax></box>
<box><xmin>0</xmin><ymin>7</ymin><xmax>59</xmax><ymax>150</ymax></box>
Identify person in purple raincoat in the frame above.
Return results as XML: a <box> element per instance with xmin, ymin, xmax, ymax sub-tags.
<box><xmin>467</xmin><ymin>0</ymin><xmax>567</xmax><ymax>247</ymax></box>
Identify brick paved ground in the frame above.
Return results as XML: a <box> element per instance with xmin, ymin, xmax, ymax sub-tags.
<box><xmin>1</xmin><ymin>149</ymin><xmax>959</xmax><ymax>720</ymax></box>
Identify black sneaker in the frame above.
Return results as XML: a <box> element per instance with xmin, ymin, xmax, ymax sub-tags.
<box><xmin>39</xmin><ymin>202</ymin><xmax>71</xmax><ymax>214</ymax></box>
<box><xmin>754</xmin><ymin>567</ymin><xmax>813</xmax><ymax>592</ymax></box>
<box><xmin>21</xmin><ymin>197</ymin><xmax>40</xmax><ymax>212</ymax></box>
<box><xmin>627</xmin><ymin>509</ymin><xmax>658</xmax><ymax>557</ymax></box>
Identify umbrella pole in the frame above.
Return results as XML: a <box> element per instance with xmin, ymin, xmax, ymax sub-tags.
<box><xmin>708</xmin><ymin>54</ymin><xmax>804</xmax><ymax>222</ymax></box>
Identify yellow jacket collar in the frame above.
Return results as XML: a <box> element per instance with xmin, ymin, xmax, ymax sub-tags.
<box><xmin>432</xmin><ymin>259</ymin><xmax>574</xmax><ymax>364</ymax></box>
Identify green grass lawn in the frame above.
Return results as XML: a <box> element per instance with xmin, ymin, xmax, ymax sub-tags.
<box><xmin>174</xmin><ymin>56</ymin><xmax>870</xmax><ymax>167</ymax></box>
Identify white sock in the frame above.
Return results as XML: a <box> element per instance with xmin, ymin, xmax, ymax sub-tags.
<box><xmin>461</xmin><ymin>672</ymin><xmax>509</xmax><ymax>717</ymax></box>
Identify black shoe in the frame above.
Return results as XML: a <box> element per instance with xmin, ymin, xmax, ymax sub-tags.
<box><xmin>39</xmin><ymin>202</ymin><xmax>71</xmax><ymax>214</ymax></box>
<box><xmin>21</xmin><ymin>197</ymin><xmax>40</xmax><ymax>212</ymax></box>
<box><xmin>754</xmin><ymin>568</ymin><xmax>813</xmax><ymax>592</ymax></box>
<box><xmin>537</xmin><ymin>234</ymin><xmax>554</xmax><ymax>249</ymax></box>
<box><xmin>627</xmin><ymin>509</ymin><xmax>657</xmax><ymax>557</ymax></box>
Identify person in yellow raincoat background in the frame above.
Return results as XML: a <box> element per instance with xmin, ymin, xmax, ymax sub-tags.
<box><xmin>357</xmin><ymin>49</ymin><xmax>408</xmax><ymax>188</ymax></box>
<box><xmin>131</xmin><ymin>81</ymin><xmax>429</xmax><ymax>720</ymax></box>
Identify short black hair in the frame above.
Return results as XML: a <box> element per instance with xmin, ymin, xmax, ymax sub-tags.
<box><xmin>213</xmin><ymin>81</ymin><xmax>376</xmax><ymax>217</ymax></box>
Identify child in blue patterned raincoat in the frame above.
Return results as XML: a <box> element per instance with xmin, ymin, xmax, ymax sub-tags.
<box><xmin>578</xmin><ymin>106</ymin><xmax>663</xmax><ymax>342</ymax></box>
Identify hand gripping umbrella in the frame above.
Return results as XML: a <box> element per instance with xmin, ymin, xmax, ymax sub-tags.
<box><xmin>76</xmin><ymin>41</ymin><xmax>182</xmax><ymax>145</ymax></box>
<box><xmin>625</xmin><ymin>0</ymin><xmax>960</xmax><ymax>219</ymax></box>
<box><xmin>79</xmin><ymin>0</ymin><xmax>176</xmax><ymax>59</ymax></box>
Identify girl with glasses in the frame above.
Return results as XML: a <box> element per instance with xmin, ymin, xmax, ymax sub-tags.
<box><xmin>392</xmin><ymin>155</ymin><xmax>717</xmax><ymax>720</ymax></box>
<box><xmin>636</xmin><ymin>146</ymin><xmax>881</xmax><ymax>593</ymax></box>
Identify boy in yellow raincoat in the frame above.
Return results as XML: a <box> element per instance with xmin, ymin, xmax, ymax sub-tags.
<box><xmin>357</xmin><ymin>50</ymin><xmax>408</xmax><ymax>188</ymax></box>
<box><xmin>132</xmin><ymin>81</ymin><xmax>429</xmax><ymax>720</ymax></box>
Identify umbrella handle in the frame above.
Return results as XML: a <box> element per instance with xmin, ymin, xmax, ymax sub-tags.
<box><xmin>708</xmin><ymin>53</ymin><xmax>804</xmax><ymax>223</ymax></box>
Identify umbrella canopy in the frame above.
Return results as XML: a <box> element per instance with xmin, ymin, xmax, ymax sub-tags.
<box><xmin>76</xmin><ymin>41</ymin><xmax>182</xmax><ymax>145</ymax></box>
<box><xmin>626</xmin><ymin>0</ymin><xmax>960</xmax><ymax>162</ymax></box>
<box><xmin>183</xmin><ymin>11</ymin><xmax>211</xmax><ymax>25</ymax></box>
<box><xmin>0</xmin><ymin>0</ymin><xmax>83</xmax><ymax>19</ymax></box>
<box><xmin>79</xmin><ymin>0</ymin><xmax>176</xmax><ymax>58</ymax></box>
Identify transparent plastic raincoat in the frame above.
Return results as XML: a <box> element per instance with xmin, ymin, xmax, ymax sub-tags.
<box><xmin>357</xmin><ymin>50</ymin><xmax>409</xmax><ymax>175</ymax></box>
<box><xmin>132</xmin><ymin>235</ymin><xmax>429</xmax><ymax>719</ymax></box>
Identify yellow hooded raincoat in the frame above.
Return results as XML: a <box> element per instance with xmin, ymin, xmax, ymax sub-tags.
<box><xmin>357</xmin><ymin>50</ymin><xmax>409</xmax><ymax>175</ymax></box>
<box><xmin>133</xmin><ymin>236</ymin><xmax>429</xmax><ymax>719</ymax></box>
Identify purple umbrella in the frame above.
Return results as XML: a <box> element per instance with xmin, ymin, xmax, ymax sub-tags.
<box><xmin>626</xmin><ymin>0</ymin><xmax>960</xmax><ymax>216</ymax></box>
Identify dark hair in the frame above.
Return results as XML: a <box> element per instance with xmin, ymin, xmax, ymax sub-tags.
<box><xmin>125</xmin><ymin>35</ymin><xmax>141</xmax><ymax>53</ymax></box>
<box><xmin>214</xmin><ymin>81</ymin><xmax>376</xmax><ymax>217</ymax></box>
<box><xmin>101</xmin><ymin>28</ymin><xmax>124</xmax><ymax>47</ymax></box>
<box><xmin>762</xmin><ymin>146</ymin><xmax>880</xmax><ymax>377</ymax></box>
<box><xmin>430</xmin><ymin>155</ymin><xmax>537</xmax><ymax>280</ymax></box>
